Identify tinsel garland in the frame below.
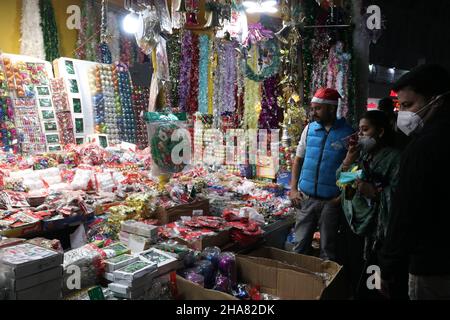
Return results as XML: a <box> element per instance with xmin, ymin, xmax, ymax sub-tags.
<box><xmin>76</xmin><ymin>0</ymin><xmax>100</xmax><ymax>61</ymax></box>
<box><xmin>107</xmin><ymin>12</ymin><xmax>121</xmax><ymax>62</ymax></box>
<box><xmin>187</xmin><ymin>33</ymin><xmax>201</xmax><ymax>110</ymax></box>
<box><xmin>120</xmin><ymin>35</ymin><xmax>133</xmax><ymax>66</ymax></box>
<box><xmin>301</xmin><ymin>0</ymin><xmax>319</xmax><ymax>103</ymax></box>
<box><xmin>198</xmin><ymin>35</ymin><xmax>211</xmax><ymax>114</ymax></box>
<box><xmin>20</xmin><ymin>0</ymin><xmax>45</xmax><ymax>60</ymax></box>
<box><xmin>243</xmin><ymin>45</ymin><xmax>261</xmax><ymax>130</ymax></box>
<box><xmin>258</xmin><ymin>75</ymin><xmax>282</xmax><ymax>129</ymax></box>
<box><xmin>327</xmin><ymin>42</ymin><xmax>351</xmax><ymax>119</ymax></box>
<box><xmin>214</xmin><ymin>40</ymin><xmax>238</xmax><ymax>118</ymax></box>
<box><xmin>40</xmin><ymin>0</ymin><xmax>60</xmax><ymax>62</ymax></box>
<box><xmin>208</xmin><ymin>43</ymin><xmax>217</xmax><ymax>115</ymax></box>
<box><xmin>179</xmin><ymin>32</ymin><xmax>194</xmax><ymax>112</ymax></box>
<box><xmin>167</xmin><ymin>33</ymin><xmax>181</xmax><ymax>111</ymax></box>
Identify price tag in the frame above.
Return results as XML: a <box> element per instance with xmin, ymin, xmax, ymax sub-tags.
<box><xmin>192</xmin><ymin>210</ymin><xmax>203</xmax><ymax>216</ymax></box>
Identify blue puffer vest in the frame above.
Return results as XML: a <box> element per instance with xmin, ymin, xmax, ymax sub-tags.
<box><xmin>299</xmin><ymin>118</ymin><xmax>354</xmax><ymax>199</ymax></box>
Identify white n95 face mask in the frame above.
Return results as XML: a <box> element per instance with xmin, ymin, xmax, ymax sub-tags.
<box><xmin>397</xmin><ymin>111</ymin><xmax>424</xmax><ymax>136</ymax></box>
<box><xmin>358</xmin><ymin>136</ymin><xmax>377</xmax><ymax>152</ymax></box>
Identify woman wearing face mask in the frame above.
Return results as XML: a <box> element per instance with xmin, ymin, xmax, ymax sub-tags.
<box><xmin>337</xmin><ymin>110</ymin><xmax>401</xmax><ymax>300</ymax></box>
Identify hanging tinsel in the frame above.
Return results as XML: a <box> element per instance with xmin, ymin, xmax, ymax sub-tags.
<box><xmin>327</xmin><ymin>41</ymin><xmax>351</xmax><ymax>119</ymax></box>
<box><xmin>20</xmin><ymin>0</ymin><xmax>45</xmax><ymax>60</ymax></box>
<box><xmin>186</xmin><ymin>33</ymin><xmax>200</xmax><ymax>114</ymax></box>
<box><xmin>258</xmin><ymin>75</ymin><xmax>282</xmax><ymax>129</ymax></box>
<box><xmin>198</xmin><ymin>35</ymin><xmax>211</xmax><ymax>114</ymax></box>
<box><xmin>107</xmin><ymin>11</ymin><xmax>121</xmax><ymax>62</ymax></box>
<box><xmin>179</xmin><ymin>31</ymin><xmax>194</xmax><ymax>112</ymax></box>
<box><xmin>243</xmin><ymin>45</ymin><xmax>261</xmax><ymax>130</ymax></box>
<box><xmin>167</xmin><ymin>33</ymin><xmax>182</xmax><ymax>111</ymax></box>
<box><xmin>120</xmin><ymin>34</ymin><xmax>133</xmax><ymax>66</ymax></box>
<box><xmin>39</xmin><ymin>0</ymin><xmax>60</xmax><ymax>62</ymax></box>
<box><xmin>76</xmin><ymin>0</ymin><xmax>100</xmax><ymax>61</ymax></box>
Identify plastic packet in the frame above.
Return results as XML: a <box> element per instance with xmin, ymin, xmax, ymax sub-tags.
<box><xmin>145</xmin><ymin>112</ymin><xmax>189</xmax><ymax>175</ymax></box>
<box><xmin>71</xmin><ymin>169</ymin><xmax>94</xmax><ymax>191</ymax></box>
<box><xmin>155</xmin><ymin>0</ymin><xmax>173</xmax><ymax>35</ymax></box>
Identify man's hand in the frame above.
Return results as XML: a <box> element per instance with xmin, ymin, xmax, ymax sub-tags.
<box><xmin>356</xmin><ymin>180</ymin><xmax>377</xmax><ymax>199</ymax></box>
<box><xmin>329</xmin><ymin>196</ymin><xmax>341</xmax><ymax>207</ymax></box>
<box><xmin>289</xmin><ymin>189</ymin><xmax>303</xmax><ymax>207</ymax></box>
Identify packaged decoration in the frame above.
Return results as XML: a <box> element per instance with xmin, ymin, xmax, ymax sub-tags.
<box><xmin>145</xmin><ymin>112</ymin><xmax>188</xmax><ymax>175</ymax></box>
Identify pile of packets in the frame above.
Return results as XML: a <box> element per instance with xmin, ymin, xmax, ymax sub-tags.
<box><xmin>178</xmin><ymin>246</ymin><xmax>280</xmax><ymax>300</ymax></box>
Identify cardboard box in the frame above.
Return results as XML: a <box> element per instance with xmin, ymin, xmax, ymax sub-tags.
<box><xmin>8</xmin><ymin>266</ymin><xmax>63</xmax><ymax>292</ymax></box>
<box><xmin>42</xmin><ymin>214</ymin><xmax>86</xmax><ymax>232</ymax></box>
<box><xmin>175</xmin><ymin>228</ymin><xmax>231</xmax><ymax>252</ymax></box>
<box><xmin>178</xmin><ymin>255</ymin><xmax>330</xmax><ymax>300</ymax></box>
<box><xmin>8</xmin><ymin>278</ymin><xmax>62</xmax><ymax>300</ymax></box>
<box><xmin>176</xmin><ymin>275</ymin><xmax>237</xmax><ymax>301</ymax></box>
<box><xmin>105</xmin><ymin>254</ymin><xmax>139</xmax><ymax>273</ymax></box>
<box><xmin>156</xmin><ymin>199</ymin><xmax>210</xmax><ymax>225</ymax></box>
<box><xmin>139</xmin><ymin>248</ymin><xmax>181</xmax><ymax>276</ymax></box>
<box><xmin>0</xmin><ymin>244</ymin><xmax>63</xmax><ymax>279</ymax></box>
<box><xmin>245</xmin><ymin>247</ymin><xmax>346</xmax><ymax>300</ymax></box>
<box><xmin>0</xmin><ymin>222</ymin><xmax>42</xmax><ymax>238</ymax></box>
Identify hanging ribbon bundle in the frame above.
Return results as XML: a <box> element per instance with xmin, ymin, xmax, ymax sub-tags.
<box><xmin>243</xmin><ymin>45</ymin><xmax>261</xmax><ymax>130</ymax></box>
<box><xmin>40</xmin><ymin>0</ymin><xmax>60</xmax><ymax>62</ymax></box>
<box><xmin>198</xmin><ymin>34</ymin><xmax>211</xmax><ymax>114</ymax></box>
<box><xmin>258</xmin><ymin>75</ymin><xmax>282</xmax><ymax>129</ymax></box>
<box><xmin>168</xmin><ymin>33</ymin><xmax>182</xmax><ymax>111</ymax></box>
<box><xmin>186</xmin><ymin>33</ymin><xmax>200</xmax><ymax>114</ymax></box>
<box><xmin>179</xmin><ymin>31</ymin><xmax>194</xmax><ymax>112</ymax></box>
<box><xmin>20</xmin><ymin>0</ymin><xmax>45</xmax><ymax>60</ymax></box>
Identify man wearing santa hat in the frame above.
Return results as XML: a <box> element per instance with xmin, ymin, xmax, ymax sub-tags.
<box><xmin>290</xmin><ymin>88</ymin><xmax>354</xmax><ymax>261</ymax></box>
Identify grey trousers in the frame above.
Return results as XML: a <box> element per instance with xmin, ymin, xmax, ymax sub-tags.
<box><xmin>409</xmin><ymin>274</ymin><xmax>450</xmax><ymax>300</ymax></box>
<box><xmin>293</xmin><ymin>197</ymin><xmax>341</xmax><ymax>261</ymax></box>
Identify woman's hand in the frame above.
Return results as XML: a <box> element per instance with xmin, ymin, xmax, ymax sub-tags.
<box><xmin>342</xmin><ymin>144</ymin><xmax>360</xmax><ymax>171</ymax></box>
<box><xmin>355</xmin><ymin>179</ymin><xmax>378</xmax><ymax>199</ymax></box>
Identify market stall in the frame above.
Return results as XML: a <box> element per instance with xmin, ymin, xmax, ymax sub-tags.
<box><xmin>0</xmin><ymin>0</ymin><xmax>356</xmax><ymax>300</ymax></box>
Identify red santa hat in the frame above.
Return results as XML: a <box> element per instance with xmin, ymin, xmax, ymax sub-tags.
<box><xmin>311</xmin><ymin>88</ymin><xmax>341</xmax><ymax>106</ymax></box>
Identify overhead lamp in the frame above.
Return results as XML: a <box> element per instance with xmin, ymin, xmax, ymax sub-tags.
<box><xmin>123</xmin><ymin>12</ymin><xmax>140</xmax><ymax>34</ymax></box>
<box><xmin>243</xmin><ymin>0</ymin><xmax>278</xmax><ymax>13</ymax></box>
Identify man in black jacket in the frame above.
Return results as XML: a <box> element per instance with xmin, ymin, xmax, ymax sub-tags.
<box><xmin>380</xmin><ymin>64</ymin><xmax>450</xmax><ymax>300</ymax></box>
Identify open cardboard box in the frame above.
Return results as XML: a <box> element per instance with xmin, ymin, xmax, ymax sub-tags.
<box><xmin>176</xmin><ymin>255</ymin><xmax>331</xmax><ymax>300</ymax></box>
<box><xmin>175</xmin><ymin>228</ymin><xmax>231</xmax><ymax>252</ymax></box>
<box><xmin>244</xmin><ymin>247</ymin><xmax>347</xmax><ymax>300</ymax></box>
<box><xmin>156</xmin><ymin>199</ymin><xmax>210</xmax><ymax>225</ymax></box>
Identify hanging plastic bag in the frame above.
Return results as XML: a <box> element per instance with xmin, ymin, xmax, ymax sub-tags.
<box><xmin>145</xmin><ymin>112</ymin><xmax>190</xmax><ymax>175</ymax></box>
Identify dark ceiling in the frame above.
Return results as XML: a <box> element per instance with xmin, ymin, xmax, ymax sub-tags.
<box><xmin>367</xmin><ymin>0</ymin><xmax>450</xmax><ymax>71</ymax></box>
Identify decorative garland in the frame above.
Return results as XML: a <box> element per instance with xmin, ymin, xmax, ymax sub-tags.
<box><xmin>245</xmin><ymin>39</ymin><xmax>281</xmax><ymax>82</ymax></box>
<box><xmin>107</xmin><ymin>11</ymin><xmax>121</xmax><ymax>62</ymax></box>
<box><xmin>243</xmin><ymin>45</ymin><xmax>261</xmax><ymax>130</ymax></box>
<box><xmin>20</xmin><ymin>0</ymin><xmax>45</xmax><ymax>60</ymax></box>
<box><xmin>167</xmin><ymin>33</ymin><xmax>182</xmax><ymax>112</ymax></box>
<box><xmin>76</xmin><ymin>0</ymin><xmax>100</xmax><ymax>61</ymax></box>
<box><xmin>186</xmin><ymin>33</ymin><xmax>200</xmax><ymax>114</ymax></box>
<box><xmin>259</xmin><ymin>75</ymin><xmax>282</xmax><ymax>129</ymax></box>
<box><xmin>198</xmin><ymin>35</ymin><xmax>211</xmax><ymax>114</ymax></box>
<box><xmin>179</xmin><ymin>31</ymin><xmax>193</xmax><ymax>112</ymax></box>
<box><xmin>120</xmin><ymin>35</ymin><xmax>133</xmax><ymax>66</ymax></box>
<box><xmin>40</xmin><ymin>0</ymin><xmax>60</xmax><ymax>62</ymax></box>
<box><xmin>214</xmin><ymin>40</ymin><xmax>238</xmax><ymax>121</ymax></box>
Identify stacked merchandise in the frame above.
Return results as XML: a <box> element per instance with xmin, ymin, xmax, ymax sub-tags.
<box><xmin>119</xmin><ymin>220</ymin><xmax>159</xmax><ymax>253</ymax></box>
<box><xmin>0</xmin><ymin>243</ymin><xmax>63</xmax><ymax>300</ymax></box>
<box><xmin>108</xmin><ymin>259</ymin><xmax>158</xmax><ymax>299</ymax></box>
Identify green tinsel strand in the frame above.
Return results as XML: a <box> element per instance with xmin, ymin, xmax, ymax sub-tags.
<box><xmin>301</xmin><ymin>0</ymin><xmax>318</xmax><ymax>105</ymax></box>
<box><xmin>39</xmin><ymin>0</ymin><xmax>60</xmax><ymax>62</ymax></box>
<box><xmin>167</xmin><ymin>32</ymin><xmax>182</xmax><ymax>111</ymax></box>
